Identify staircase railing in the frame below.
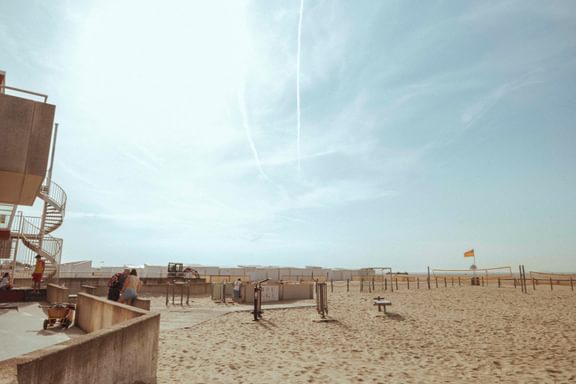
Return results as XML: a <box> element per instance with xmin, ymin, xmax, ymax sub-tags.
<box><xmin>9</xmin><ymin>179</ymin><xmax>66</xmax><ymax>281</ymax></box>
<box><xmin>40</xmin><ymin>180</ymin><xmax>67</xmax><ymax>214</ymax></box>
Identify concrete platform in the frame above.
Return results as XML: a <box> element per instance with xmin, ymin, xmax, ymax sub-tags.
<box><xmin>0</xmin><ymin>302</ymin><xmax>85</xmax><ymax>362</ymax></box>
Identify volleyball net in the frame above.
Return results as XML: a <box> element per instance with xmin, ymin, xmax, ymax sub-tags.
<box><xmin>432</xmin><ymin>266</ymin><xmax>513</xmax><ymax>280</ymax></box>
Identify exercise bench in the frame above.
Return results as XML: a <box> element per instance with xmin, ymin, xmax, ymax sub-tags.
<box><xmin>373</xmin><ymin>296</ymin><xmax>392</xmax><ymax>313</ymax></box>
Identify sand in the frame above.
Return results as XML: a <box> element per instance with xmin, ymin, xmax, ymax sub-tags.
<box><xmin>152</xmin><ymin>283</ymin><xmax>576</xmax><ymax>383</ymax></box>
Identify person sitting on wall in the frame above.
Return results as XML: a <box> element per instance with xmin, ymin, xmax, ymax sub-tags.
<box><xmin>107</xmin><ymin>268</ymin><xmax>130</xmax><ymax>301</ymax></box>
<box><xmin>0</xmin><ymin>272</ymin><xmax>12</xmax><ymax>290</ymax></box>
<box><xmin>32</xmin><ymin>255</ymin><xmax>45</xmax><ymax>293</ymax></box>
<box><xmin>120</xmin><ymin>269</ymin><xmax>142</xmax><ymax>306</ymax></box>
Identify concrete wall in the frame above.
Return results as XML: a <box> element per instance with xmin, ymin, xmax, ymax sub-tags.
<box><xmin>0</xmin><ymin>93</ymin><xmax>55</xmax><ymax>206</ymax></box>
<box><xmin>0</xmin><ymin>293</ymin><xmax>159</xmax><ymax>384</ymax></box>
<box><xmin>46</xmin><ymin>283</ymin><xmax>69</xmax><ymax>304</ymax></box>
<box><xmin>282</xmin><ymin>283</ymin><xmax>315</xmax><ymax>300</ymax></box>
<box><xmin>240</xmin><ymin>282</ymin><xmax>314</xmax><ymax>304</ymax></box>
<box><xmin>75</xmin><ymin>293</ymin><xmax>149</xmax><ymax>333</ymax></box>
<box><xmin>50</xmin><ymin>277</ymin><xmax>210</xmax><ymax>297</ymax></box>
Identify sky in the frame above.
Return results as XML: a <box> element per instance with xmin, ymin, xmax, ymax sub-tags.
<box><xmin>1</xmin><ymin>0</ymin><xmax>575</xmax><ymax>271</ymax></box>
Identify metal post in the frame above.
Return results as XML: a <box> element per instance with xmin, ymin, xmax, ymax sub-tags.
<box><xmin>427</xmin><ymin>266</ymin><xmax>431</xmax><ymax>290</ymax></box>
<box><xmin>165</xmin><ymin>283</ymin><xmax>169</xmax><ymax>306</ymax></box>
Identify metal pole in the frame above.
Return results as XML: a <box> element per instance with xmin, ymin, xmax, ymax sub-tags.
<box><xmin>46</xmin><ymin>123</ymin><xmax>59</xmax><ymax>192</ymax></box>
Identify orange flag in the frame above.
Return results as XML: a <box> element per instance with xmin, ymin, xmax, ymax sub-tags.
<box><xmin>464</xmin><ymin>249</ymin><xmax>475</xmax><ymax>257</ymax></box>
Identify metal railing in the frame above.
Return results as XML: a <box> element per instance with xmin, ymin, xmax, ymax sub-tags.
<box><xmin>40</xmin><ymin>180</ymin><xmax>67</xmax><ymax>212</ymax></box>
<box><xmin>0</xmin><ymin>85</ymin><xmax>48</xmax><ymax>103</ymax></box>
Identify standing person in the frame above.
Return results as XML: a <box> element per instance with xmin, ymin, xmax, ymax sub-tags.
<box><xmin>32</xmin><ymin>255</ymin><xmax>45</xmax><ymax>293</ymax></box>
<box><xmin>107</xmin><ymin>268</ymin><xmax>129</xmax><ymax>301</ymax></box>
<box><xmin>120</xmin><ymin>269</ymin><xmax>142</xmax><ymax>306</ymax></box>
<box><xmin>233</xmin><ymin>278</ymin><xmax>242</xmax><ymax>302</ymax></box>
<box><xmin>0</xmin><ymin>272</ymin><xmax>11</xmax><ymax>290</ymax></box>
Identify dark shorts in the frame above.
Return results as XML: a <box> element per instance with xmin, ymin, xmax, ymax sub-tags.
<box><xmin>32</xmin><ymin>273</ymin><xmax>43</xmax><ymax>282</ymax></box>
<box><xmin>107</xmin><ymin>287</ymin><xmax>121</xmax><ymax>301</ymax></box>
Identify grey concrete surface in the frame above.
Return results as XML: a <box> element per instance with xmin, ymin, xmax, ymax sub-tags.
<box><xmin>0</xmin><ymin>302</ymin><xmax>84</xmax><ymax>361</ymax></box>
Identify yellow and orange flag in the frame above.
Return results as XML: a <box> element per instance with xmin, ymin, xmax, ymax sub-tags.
<box><xmin>464</xmin><ymin>249</ymin><xmax>475</xmax><ymax>257</ymax></box>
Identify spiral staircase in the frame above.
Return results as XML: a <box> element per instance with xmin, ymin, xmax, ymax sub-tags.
<box><xmin>9</xmin><ymin>180</ymin><xmax>67</xmax><ymax>282</ymax></box>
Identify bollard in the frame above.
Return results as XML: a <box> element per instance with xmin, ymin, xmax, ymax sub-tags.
<box><xmin>316</xmin><ymin>282</ymin><xmax>328</xmax><ymax>319</ymax></box>
<box><xmin>165</xmin><ymin>283</ymin><xmax>170</xmax><ymax>306</ymax></box>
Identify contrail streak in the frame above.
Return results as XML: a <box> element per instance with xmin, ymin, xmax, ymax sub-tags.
<box><xmin>296</xmin><ymin>0</ymin><xmax>304</xmax><ymax>173</ymax></box>
<box><xmin>238</xmin><ymin>83</ymin><xmax>269</xmax><ymax>181</ymax></box>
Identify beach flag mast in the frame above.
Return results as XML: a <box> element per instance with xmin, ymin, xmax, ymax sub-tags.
<box><xmin>464</xmin><ymin>249</ymin><xmax>478</xmax><ymax>285</ymax></box>
<box><xmin>464</xmin><ymin>248</ymin><xmax>476</xmax><ymax>267</ymax></box>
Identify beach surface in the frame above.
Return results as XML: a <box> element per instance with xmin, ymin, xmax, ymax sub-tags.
<box><xmin>153</xmin><ymin>283</ymin><xmax>576</xmax><ymax>383</ymax></box>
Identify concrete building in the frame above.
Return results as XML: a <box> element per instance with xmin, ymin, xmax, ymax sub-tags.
<box><xmin>0</xmin><ymin>71</ymin><xmax>66</xmax><ymax>284</ymax></box>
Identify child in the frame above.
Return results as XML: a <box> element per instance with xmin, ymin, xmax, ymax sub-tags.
<box><xmin>32</xmin><ymin>255</ymin><xmax>45</xmax><ymax>293</ymax></box>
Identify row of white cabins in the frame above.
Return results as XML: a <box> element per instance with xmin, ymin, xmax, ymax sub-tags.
<box><xmin>58</xmin><ymin>261</ymin><xmax>379</xmax><ymax>281</ymax></box>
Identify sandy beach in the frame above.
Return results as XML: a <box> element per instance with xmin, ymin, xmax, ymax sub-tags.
<box><xmin>153</xmin><ymin>283</ymin><xmax>576</xmax><ymax>383</ymax></box>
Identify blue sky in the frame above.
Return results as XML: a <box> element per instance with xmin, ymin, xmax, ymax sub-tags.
<box><xmin>1</xmin><ymin>0</ymin><xmax>575</xmax><ymax>271</ymax></box>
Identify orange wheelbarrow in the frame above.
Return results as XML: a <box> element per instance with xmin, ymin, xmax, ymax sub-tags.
<box><xmin>42</xmin><ymin>303</ymin><xmax>75</xmax><ymax>330</ymax></box>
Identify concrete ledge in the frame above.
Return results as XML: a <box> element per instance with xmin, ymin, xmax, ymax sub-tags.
<box><xmin>46</xmin><ymin>284</ymin><xmax>69</xmax><ymax>304</ymax></box>
<box><xmin>0</xmin><ymin>288</ymin><xmax>25</xmax><ymax>303</ymax></box>
<box><xmin>79</xmin><ymin>285</ymin><xmax>96</xmax><ymax>295</ymax></box>
<box><xmin>132</xmin><ymin>297</ymin><xmax>151</xmax><ymax>311</ymax></box>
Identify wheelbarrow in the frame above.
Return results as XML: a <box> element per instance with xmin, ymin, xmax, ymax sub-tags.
<box><xmin>42</xmin><ymin>303</ymin><xmax>75</xmax><ymax>330</ymax></box>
